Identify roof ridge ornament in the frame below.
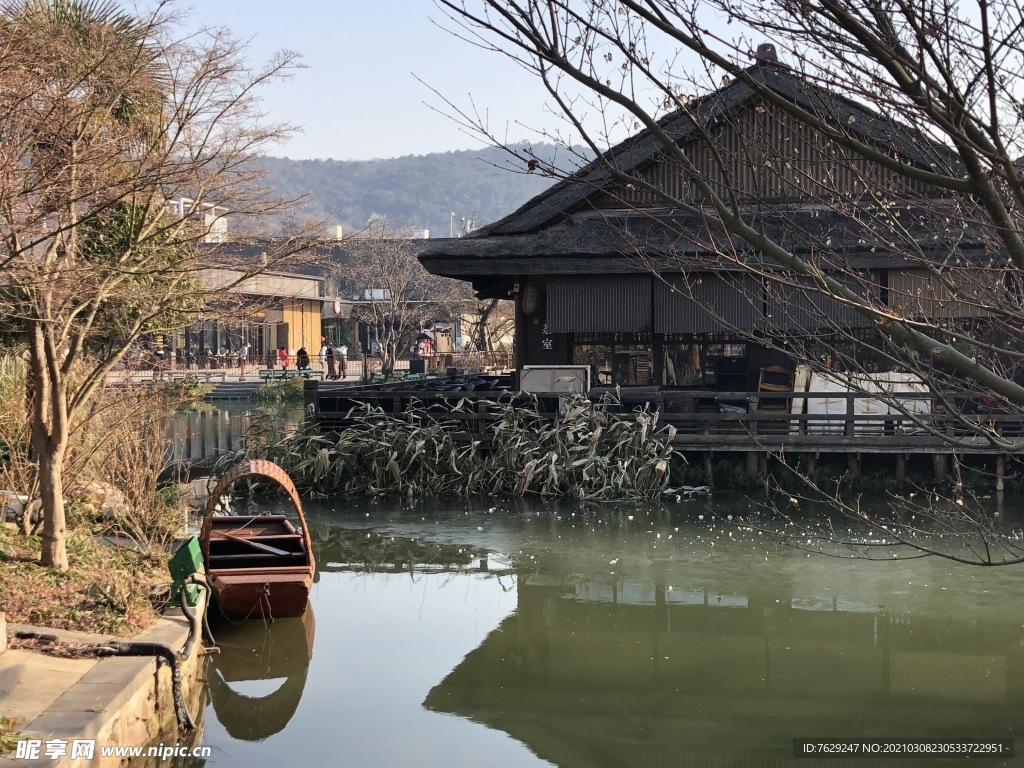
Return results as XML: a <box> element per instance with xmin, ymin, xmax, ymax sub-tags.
<box><xmin>756</xmin><ymin>43</ymin><xmax>779</xmax><ymax>65</ymax></box>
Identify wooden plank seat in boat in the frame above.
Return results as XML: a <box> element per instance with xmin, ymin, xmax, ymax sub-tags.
<box><xmin>207</xmin><ymin>536</ymin><xmax>303</xmax><ymax>548</ymax></box>
<box><xmin>209</xmin><ymin>539</ymin><xmax>306</xmax><ymax>557</ymax></box>
<box><xmin>208</xmin><ymin>532</ymin><xmax>307</xmax><ymax>559</ymax></box>
<box><xmin>208</xmin><ymin>553</ymin><xmax>310</xmax><ymax>568</ymax></box>
<box><xmin>209</xmin><ymin>552</ymin><xmax>307</xmax><ymax>561</ymax></box>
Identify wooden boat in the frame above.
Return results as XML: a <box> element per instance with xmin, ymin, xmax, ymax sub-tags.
<box><xmin>200</xmin><ymin>459</ymin><xmax>315</xmax><ymax>620</ymax></box>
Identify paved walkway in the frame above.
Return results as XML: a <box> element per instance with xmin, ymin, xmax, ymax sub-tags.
<box><xmin>0</xmin><ymin>624</ymin><xmax>102</xmax><ymax>731</ymax></box>
<box><xmin>0</xmin><ymin>610</ymin><xmax>196</xmax><ymax>767</ymax></box>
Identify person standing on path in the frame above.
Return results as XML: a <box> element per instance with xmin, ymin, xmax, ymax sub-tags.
<box><xmin>238</xmin><ymin>342</ymin><xmax>250</xmax><ymax>376</ymax></box>
<box><xmin>337</xmin><ymin>343</ymin><xmax>348</xmax><ymax>378</ymax></box>
<box><xmin>325</xmin><ymin>341</ymin><xmax>336</xmax><ymax>379</ymax></box>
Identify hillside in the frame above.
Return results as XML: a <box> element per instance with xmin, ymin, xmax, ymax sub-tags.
<box><xmin>258</xmin><ymin>143</ymin><xmax>580</xmax><ymax>237</ymax></box>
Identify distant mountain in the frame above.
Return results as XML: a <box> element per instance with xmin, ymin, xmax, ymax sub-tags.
<box><xmin>256</xmin><ymin>143</ymin><xmax>582</xmax><ymax>237</ymax></box>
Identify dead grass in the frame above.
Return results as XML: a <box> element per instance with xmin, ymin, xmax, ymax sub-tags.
<box><xmin>0</xmin><ymin>711</ymin><xmax>24</xmax><ymax>753</ymax></box>
<box><xmin>0</xmin><ymin>525</ymin><xmax>165</xmax><ymax>636</ymax></box>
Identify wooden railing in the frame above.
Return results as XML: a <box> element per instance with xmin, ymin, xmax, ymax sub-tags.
<box><xmin>308</xmin><ymin>384</ymin><xmax>1024</xmax><ymax>455</ymax></box>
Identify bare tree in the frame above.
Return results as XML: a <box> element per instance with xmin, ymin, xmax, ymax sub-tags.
<box><xmin>430</xmin><ymin>0</ymin><xmax>1024</xmax><ymax>561</ymax></box>
<box><xmin>0</xmin><ymin>0</ymin><xmax>309</xmax><ymax>569</ymax></box>
<box><xmin>433</xmin><ymin>0</ymin><xmax>1024</xmax><ymax>417</ymax></box>
<box><xmin>346</xmin><ymin>220</ymin><xmax>472</xmax><ymax>376</ymax></box>
<box><xmin>464</xmin><ymin>297</ymin><xmax>515</xmax><ymax>356</ymax></box>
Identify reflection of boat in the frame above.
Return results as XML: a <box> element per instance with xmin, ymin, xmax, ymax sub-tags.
<box><xmin>208</xmin><ymin>605</ymin><xmax>315</xmax><ymax>741</ymax></box>
<box><xmin>200</xmin><ymin>460</ymin><xmax>315</xmax><ymax>620</ymax></box>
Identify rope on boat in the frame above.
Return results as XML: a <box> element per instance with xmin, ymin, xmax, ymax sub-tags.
<box><xmin>212</xmin><ymin>582</ymin><xmax>275</xmax><ymax>628</ymax></box>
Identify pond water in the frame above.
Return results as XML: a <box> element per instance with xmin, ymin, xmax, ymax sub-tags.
<box><xmin>185</xmin><ymin>494</ymin><xmax>1024</xmax><ymax>767</ymax></box>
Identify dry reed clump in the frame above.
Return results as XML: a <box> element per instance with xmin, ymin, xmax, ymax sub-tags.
<box><xmin>217</xmin><ymin>393</ymin><xmax>703</xmax><ymax>501</ymax></box>
<box><xmin>69</xmin><ymin>383</ymin><xmax>188</xmax><ymax>552</ymax></box>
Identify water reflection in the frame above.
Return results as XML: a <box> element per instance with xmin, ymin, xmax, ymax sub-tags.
<box><xmin>207</xmin><ymin>607</ymin><xmax>315</xmax><ymax>742</ymax></box>
<box><xmin>164</xmin><ymin>405</ymin><xmax>304</xmax><ymax>470</ymax></box>
<box><xmin>306</xmin><ymin>523</ymin><xmax>499</xmax><ymax>578</ymax></box>
<box><xmin>195</xmin><ymin>496</ymin><xmax>1024</xmax><ymax>767</ymax></box>
<box><xmin>425</xmin><ymin>574</ymin><xmax>1022</xmax><ymax>766</ymax></box>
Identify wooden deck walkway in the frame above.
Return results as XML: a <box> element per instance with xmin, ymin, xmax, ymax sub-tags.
<box><xmin>305</xmin><ymin>381</ymin><xmax>1024</xmax><ymax>487</ymax></box>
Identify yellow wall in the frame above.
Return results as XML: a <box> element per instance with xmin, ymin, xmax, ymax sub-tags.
<box><xmin>281</xmin><ymin>299</ymin><xmax>322</xmax><ymax>353</ymax></box>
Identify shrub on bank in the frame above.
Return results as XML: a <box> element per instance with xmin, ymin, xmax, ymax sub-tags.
<box><xmin>0</xmin><ymin>352</ymin><xmax>190</xmax><ymax>548</ymax></box>
<box><xmin>253</xmin><ymin>377</ymin><xmax>305</xmax><ymax>403</ymax></box>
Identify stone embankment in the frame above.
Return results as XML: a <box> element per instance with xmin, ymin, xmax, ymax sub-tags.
<box><xmin>0</xmin><ymin>597</ymin><xmax>206</xmax><ymax>768</ymax></box>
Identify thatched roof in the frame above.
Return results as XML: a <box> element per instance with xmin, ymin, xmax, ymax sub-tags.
<box><xmin>460</xmin><ymin>62</ymin><xmax>960</xmax><ymax>238</ymax></box>
<box><xmin>418</xmin><ymin>56</ymin><xmax>967</xmax><ymax>297</ymax></box>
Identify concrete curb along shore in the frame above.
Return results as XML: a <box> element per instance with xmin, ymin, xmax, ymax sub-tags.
<box><xmin>0</xmin><ymin>594</ymin><xmax>207</xmax><ymax>768</ymax></box>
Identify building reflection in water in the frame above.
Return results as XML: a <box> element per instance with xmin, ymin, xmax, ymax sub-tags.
<box><xmin>196</xmin><ymin>497</ymin><xmax>1024</xmax><ymax>766</ymax></box>
<box><xmin>425</xmin><ymin>566</ymin><xmax>1024</xmax><ymax>767</ymax></box>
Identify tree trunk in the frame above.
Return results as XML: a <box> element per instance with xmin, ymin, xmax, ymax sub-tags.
<box><xmin>28</xmin><ymin>321</ymin><xmax>71</xmax><ymax>571</ymax></box>
<box><xmin>477</xmin><ymin>299</ymin><xmax>499</xmax><ymax>352</ymax></box>
<box><xmin>37</xmin><ymin>435</ymin><xmax>69</xmax><ymax>571</ymax></box>
<box><xmin>381</xmin><ymin>340</ymin><xmax>396</xmax><ymax>376</ymax></box>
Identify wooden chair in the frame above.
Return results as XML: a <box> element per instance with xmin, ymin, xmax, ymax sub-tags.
<box><xmin>756</xmin><ymin>365</ymin><xmax>795</xmax><ymax>413</ymax></box>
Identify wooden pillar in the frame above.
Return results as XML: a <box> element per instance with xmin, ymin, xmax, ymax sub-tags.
<box><xmin>703</xmin><ymin>453</ymin><xmax>714</xmax><ymax>488</ymax></box>
<box><xmin>895</xmin><ymin>453</ymin><xmax>906</xmax><ymax>491</ymax></box>
<box><xmin>932</xmin><ymin>453</ymin><xmax>948</xmax><ymax>484</ymax></box>
<box><xmin>996</xmin><ymin>454</ymin><xmax>1006</xmax><ymax>493</ymax></box>
<box><xmin>804</xmin><ymin>454</ymin><xmax>816</xmax><ymax>479</ymax></box>
<box><xmin>513</xmin><ymin>279</ymin><xmax>528</xmax><ymax>384</ymax></box>
<box><xmin>847</xmin><ymin>452</ymin><xmax>861</xmax><ymax>484</ymax></box>
<box><xmin>304</xmin><ymin>378</ymin><xmax>319</xmax><ymax>421</ymax></box>
<box><xmin>652</xmin><ymin>334</ymin><xmax>665</xmax><ymax>386</ymax></box>
<box><xmin>758</xmin><ymin>452</ymin><xmax>769</xmax><ymax>478</ymax></box>
<box><xmin>746</xmin><ymin>452</ymin><xmax>759</xmax><ymax>483</ymax></box>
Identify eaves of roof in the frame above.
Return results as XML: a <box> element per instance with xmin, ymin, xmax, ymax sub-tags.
<box><xmin>420</xmin><ymin>206</ymin><xmax>988</xmax><ymax>279</ymax></box>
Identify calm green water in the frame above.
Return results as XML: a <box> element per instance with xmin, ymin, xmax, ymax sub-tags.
<box><xmin>187</xmin><ymin>495</ymin><xmax>1024</xmax><ymax>767</ymax></box>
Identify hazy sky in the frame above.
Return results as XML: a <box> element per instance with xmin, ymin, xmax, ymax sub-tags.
<box><xmin>180</xmin><ymin>1</ymin><xmax>565</xmax><ymax>161</ymax></box>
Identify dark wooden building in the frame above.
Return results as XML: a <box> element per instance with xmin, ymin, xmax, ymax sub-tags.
<box><xmin>419</xmin><ymin>45</ymin><xmax>990</xmax><ymax>393</ymax></box>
